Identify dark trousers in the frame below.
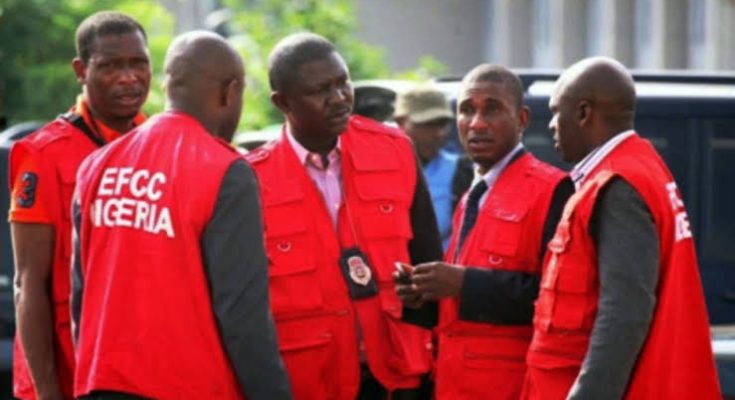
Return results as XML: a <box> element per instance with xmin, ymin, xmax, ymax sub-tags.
<box><xmin>357</xmin><ymin>364</ymin><xmax>433</xmax><ymax>400</ymax></box>
<box><xmin>78</xmin><ymin>391</ymin><xmax>148</xmax><ymax>400</ymax></box>
<box><xmin>78</xmin><ymin>372</ymin><xmax>434</xmax><ymax>400</ymax></box>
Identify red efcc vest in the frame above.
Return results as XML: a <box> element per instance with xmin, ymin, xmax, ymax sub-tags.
<box><xmin>9</xmin><ymin>118</ymin><xmax>99</xmax><ymax>400</ymax></box>
<box><xmin>246</xmin><ymin>116</ymin><xmax>433</xmax><ymax>400</ymax></box>
<box><xmin>525</xmin><ymin>134</ymin><xmax>721</xmax><ymax>399</ymax></box>
<box><xmin>436</xmin><ymin>153</ymin><xmax>566</xmax><ymax>400</ymax></box>
<box><xmin>74</xmin><ymin>112</ymin><xmax>245</xmax><ymax>399</ymax></box>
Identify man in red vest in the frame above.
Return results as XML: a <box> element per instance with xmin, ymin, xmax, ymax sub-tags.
<box><xmin>522</xmin><ymin>57</ymin><xmax>721</xmax><ymax>399</ymax></box>
<box><xmin>245</xmin><ymin>32</ymin><xmax>443</xmax><ymax>400</ymax></box>
<box><xmin>393</xmin><ymin>64</ymin><xmax>573</xmax><ymax>399</ymax></box>
<box><xmin>9</xmin><ymin>12</ymin><xmax>150</xmax><ymax>400</ymax></box>
<box><xmin>71</xmin><ymin>31</ymin><xmax>291</xmax><ymax>399</ymax></box>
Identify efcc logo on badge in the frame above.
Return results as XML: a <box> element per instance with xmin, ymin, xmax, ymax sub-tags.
<box><xmin>91</xmin><ymin>167</ymin><xmax>175</xmax><ymax>238</ymax></box>
<box><xmin>666</xmin><ymin>181</ymin><xmax>692</xmax><ymax>242</ymax></box>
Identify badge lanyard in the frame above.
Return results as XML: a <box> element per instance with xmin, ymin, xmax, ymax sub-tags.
<box><xmin>335</xmin><ymin>151</ymin><xmax>378</xmax><ymax>298</ymax></box>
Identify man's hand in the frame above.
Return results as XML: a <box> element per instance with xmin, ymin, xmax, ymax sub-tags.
<box><xmin>393</xmin><ymin>270</ymin><xmax>424</xmax><ymax>309</ymax></box>
<box><xmin>410</xmin><ymin>261</ymin><xmax>465</xmax><ymax>302</ymax></box>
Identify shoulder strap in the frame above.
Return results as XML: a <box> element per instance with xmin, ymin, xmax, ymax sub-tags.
<box><xmin>59</xmin><ymin>112</ymin><xmax>105</xmax><ymax>148</ymax></box>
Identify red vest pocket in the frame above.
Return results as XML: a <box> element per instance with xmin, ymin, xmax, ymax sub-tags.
<box><xmin>379</xmin><ymin>291</ymin><xmax>431</xmax><ymax>375</ymax></box>
<box><xmin>277</xmin><ymin>322</ymin><xmax>333</xmax><ymax>400</ymax></box>
<box><xmin>267</xmin><ymin>230</ymin><xmax>322</xmax><ymax>316</ymax></box>
<box><xmin>480</xmin><ymin>202</ymin><xmax>529</xmax><ymax>258</ymax></box>
<box><xmin>357</xmin><ymin>201</ymin><xmax>412</xmax><ymax>240</ymax></box>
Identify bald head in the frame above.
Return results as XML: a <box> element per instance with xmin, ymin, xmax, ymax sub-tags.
<box><xmin>556</xmin><ymin>56</ymin><xmax>636</xmax><ymax>130</ymax></box>
<box><xmin>164</xmin><ymin>31</ymin><xmax>245</xmax><ymax>140</ymax></box>
<box><xmin>548</xmin><ymin>57</ymin><xmax>636</xmax><ymax>163</ymax></box>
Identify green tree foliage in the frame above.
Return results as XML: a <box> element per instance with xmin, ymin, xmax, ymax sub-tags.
<box><xmin>0</xmin><ymin>0</ymin><xmax>96</xmax><ymax>124</ymax></box>
<box><xmin>222</xmin><ymin>0</ymin><xmax>392</xmax><ymax>130</ymax></box>
<box><xmin>0</xmin><ymin>0</ymin><xmax>173</xmax><ymax>125</ymax></box>
<box><xmin>0</xmin><ymin>0</ymin><xmax>445</xmax><ymax>134</ymax></box>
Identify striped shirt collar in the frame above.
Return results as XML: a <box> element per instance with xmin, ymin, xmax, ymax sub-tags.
<box><xmin>570</xmin><ymin>129</ymin><xmax>636</xmax><ymax>189</ymax></box>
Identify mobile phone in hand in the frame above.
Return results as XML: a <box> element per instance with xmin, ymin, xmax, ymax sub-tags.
<box><xmin>394</xmin><ymin>262</ymin><xmax>414</xmax><ymax>284</ymax></box>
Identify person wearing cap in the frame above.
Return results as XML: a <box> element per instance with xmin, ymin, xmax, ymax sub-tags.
<box><xmin>394</xmin><ymin>64</ymin><xmax>574</xmax><ymax>399</ymax></box>
<box><xmin>394</xmin><ymin>86</ymin><xmax>473</xmax><ymax>249</ymax></box>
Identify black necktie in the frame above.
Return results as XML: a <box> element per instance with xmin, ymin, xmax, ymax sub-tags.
<box><xmin>456</xmin><ymin>180</ymin><xmax>488</xmax><ymax>257</ymax></box>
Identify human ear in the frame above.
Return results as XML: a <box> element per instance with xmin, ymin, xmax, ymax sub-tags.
<box><xmin>270</xmin><ymin>91</ymin><xmax>291</xmax><ymax>114</ymax></box>
<box><xmin>72</xmin><ymin>58</ymin><xmax>87</xmax><ymax>85</ymax></box>
<box><xmin>517</xmin><ymin>105</ymin><xmax>530</xmax><ymax>133</ymax></box>
<box><xmin>222</xmin><ymin>78</ymin><xmax>241</xmax><ymax>107</ymax></box>
<box><xmin>578</xmin><ymin>100</ymin><xmax>593</xmax><ymax>126</ymax></box>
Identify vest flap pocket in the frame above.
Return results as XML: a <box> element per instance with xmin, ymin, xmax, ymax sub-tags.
<box><xmin>488</xmin><ymin>203</ymin><xmax>529</xmax><ymax>223</ymax></box>
<box><xmin>267</xmin><ymin>231</ymin><xmax>314</xmax><ymax>277</ymax></box>
<box><xmin>279</xmin><ymin>331</ymin><xmax>332</xmax><ymax>352</ymax></box>
<box><xmin>353</xmin><ymin>172</ymin><xmax>408</xmax><ymax>202</ymax></box>
<box><xmin>263</xmin><ymin>179</ymin><xmax>305</xmax><ymax>206</ymax></box>
<box><xmin>550</xmin><ymin>294</ymin><xmax>587</xmax><ymax>330</ymax></box>
<box><xmin>265</xmin><ymin>204</ymin><xmax>307</xmax><ymax>237</ymax></box>
<box><xmin>276</xmin><ymin>325</ymin><xmax>332</xmax><ymax>400</ymax></box>
<box><xmin>379</xmin><ymin>289</ymin><xmax>403</xmax><ymax>319</ymax></box>
<box><xmin>268</xmin><ymin>263</ymin><xmax>323</xmax><ymax>316</ymax></box>
<box><xmin>358</xmin><ymin>201</ymin><xmax>412</xmax><ymax>239</ymax></box>
<box><xmin>269</xmin><ymin>257</ymin><xmax>315</xmax><ymax>277</ymax></box>
<box><xmin>347</xmin><ymin>140</ymin><xmax>401</xmax><ymax>172</ymax></box>
<box><xmin>462</xmin><ymin>338</ymin><xmax>527</xmax><ymax>370</ymax></box>
<box><xmin>555</xmin><ymin>262</ymin><xmax>590</xmax><ymax>294</ymax></box>
<box><xmin>267</xmin><ymin>233</ymin><xmax>322</xmax><ymax>315</ymax></box>
<box><xmin>479</xmin><ymin>202</ymin><xmax>529</xmax><ymax>257</ymax></box>
<box><xmin>379</xmin><ymin>290</ymin><xmax>432</xmax><ymax>374</ymax></box>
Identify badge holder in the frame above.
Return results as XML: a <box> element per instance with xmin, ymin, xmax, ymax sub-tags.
<box><xmin>338</xmin><ymin>247</ymin><xmax>378</xmax><ymax>299</ymax></box>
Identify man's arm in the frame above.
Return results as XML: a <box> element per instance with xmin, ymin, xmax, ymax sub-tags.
<box><xmin>567</xmin><ymin>178</ymin><xmax>658</xmax><ymax>400</ymax></box>
<box><xmin>458</xmin><ymin>177</ymin><xmax>574</xmax><ymax>324</ymax></box>
<box><xmin>401</xmin><ymin>157</ymin><xmax>443</xmax><ymax>328</ymax></box>
<box><xmin>12</xmin><ymin>222</ymin><xmax>62</xmax><ymax>400</ymax></box>
<box><xmin>70</xmin><ymin>197</ymin><xmax>83</xmax><ymax>345</ymax></box>
<box><xmin>201</xmin><ymin>160</ymin><xmax>292</xmax><ymax>400</ymax></box>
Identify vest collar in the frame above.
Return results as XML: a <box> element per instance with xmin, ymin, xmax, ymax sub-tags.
<box><xmin>571</xmin><ymin>130</ymin><xmax>636</xmax><ymax>189</ymax></box>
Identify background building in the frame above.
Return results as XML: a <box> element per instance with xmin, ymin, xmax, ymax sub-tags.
<box><xmin>354</xmin><ymin>0</ymin><xmax>735</xmax><ymax>75</ymax></box>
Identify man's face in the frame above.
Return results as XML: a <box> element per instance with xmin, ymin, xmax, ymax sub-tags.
<box><xmin>282</xmin><ymin>52</ymin><xmax>353</xmax><ymax>141</ymax></box>
<box><xmin>402</xmin><ymin>119</ymin><xmax>450</xmax><ymax>164</ymax></box>
<box><xmin>456</xmin><ymin>80</ymin><xmax>527</xmax><ymax>174</ymax></box>
<box><xmin>548</xmin><ymin>86</ymin><xmax>586</xmax><ymax>164</ymax></box>
<box><xmin>75</xmin><ymin>31</ymin><xmax>151</xmax><ymax>126</ymax></box>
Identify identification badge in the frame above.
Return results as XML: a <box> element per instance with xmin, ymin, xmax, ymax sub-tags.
<box><xmin>339</xmin><ymin>247</ymin><xmax>378</xmax><ymax>299</ymax></box>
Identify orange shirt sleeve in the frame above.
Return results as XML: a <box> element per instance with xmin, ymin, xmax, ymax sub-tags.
<box><xmin>9</xmin><ymin>153</ymin><xmax>52</xmax><ymax>224</ymax></box>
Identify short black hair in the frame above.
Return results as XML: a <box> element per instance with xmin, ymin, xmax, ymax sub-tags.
<box><xmin>75</xmin><ymin>11</ymin><xmax>147</xmax><ymax>63</ymax></box>
<box><xmin>463</xmin><ymin>64</ymin><xmax>524</xmax><ymax>110</ymax></box>
<box><xmin>267</xmin><ymin>32</ymin><xmax>337</xmax><ymax>91</ymax></box>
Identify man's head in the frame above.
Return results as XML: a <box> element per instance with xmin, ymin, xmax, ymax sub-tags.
<box><xmin>163</xmin><ymin>31</ymin><xmax>246</xmax><ymax>142</ymax></box>
<box><xmin>549</xmin><ymin>56</ymin><xmax>636</xmax><ymax>164</ymax></box>
<box><xmin>456</xmin><ymin>64</ymin><xmax>528</xmax><ymax>175</ymax></box>
<box><xmin>268</xmin><ymin>32</ymin><xmax>353</xmax><ymax>152</ymax></box>
<box><xmin>72</xmin><ymin>11</ymin><xmax>151</xmax><ymax>132</ymax></box>
<box><xmin>394</xmin><ymin>86</ymin><xmax>453</xmax><ymax>164</ymax></box>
